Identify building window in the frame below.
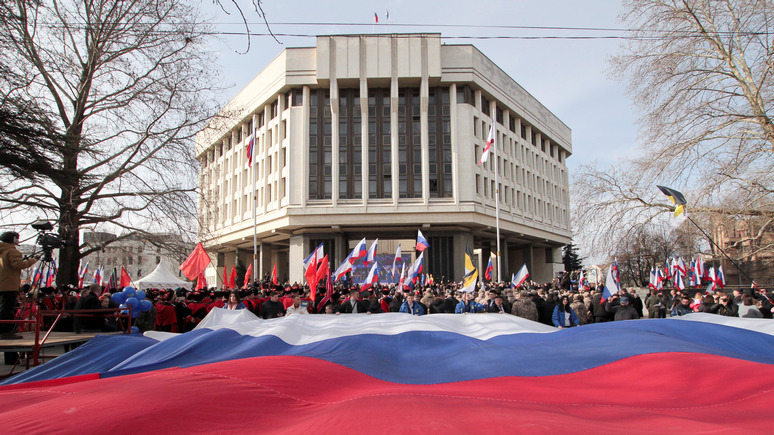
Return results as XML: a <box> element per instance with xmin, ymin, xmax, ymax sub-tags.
<box><xmin>428</xmin><ymin>87</ymin><xmax>452</xmax><ymax>197</ymax></box>
<box><xmin>339</xmin><ymin>89</ymin><xmax>362</xmax><ymax>199</ymax></box>
<box><xmin>258</xmin><ymin>110</ymin><xmax>265</xmax><ymax>128</ymax></box>
<box><xmin>456</xmin><ymin>84</ymin><xmax>473</xmax><ymax>105</ymax></box>
<box><xmin>398</xmin><ymin>87</ymin><xmax>421</xmax><ymax>198</ymax></box>
<box><xmin>271</xmin><ymin>100</ymin><xmax>278</xmax><ymax>119</ymax></box>
<box><xmin>480</xmin><ymin>94</ymin><xmax>490</xmax><ymax>115</ymax></box>
<box><xmin>291</xmin><ymin>88</ymin><xmax>303</xmax><ymax>106</ymax></box>
<box><xmin>368</xmin><ymin>88</ymin><xmax>391</xmax><ymax>198</ymax></box>
<box><xmin>309</xmin><ymin>89</ymin><xmax>332</xmax><ymax>199</ymax></box>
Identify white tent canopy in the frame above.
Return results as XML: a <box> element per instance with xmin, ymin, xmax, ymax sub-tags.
<box><xmin>135</xmin><ymin>259</ymin><xmax>188</xmax><ymax>289</ymax></box>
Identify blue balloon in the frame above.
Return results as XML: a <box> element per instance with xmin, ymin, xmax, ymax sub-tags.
<box><xmin>136</xmin><ymin>290</ymin><xmax>146</xmax><ymax>300</ymax></box>
<box><xmin>125</xmin><ymin>297</ymin><xmax>139</xmax><ymax>309</ymax></box>
<box><xmin>131</xmin><ymin>310</ymin><xmax>140</xmax><ymax>319</ymax></box>
<box><xmin>130</xmin><ymin>326</ymin><xmax>140</xmax><ymax>334</ymax></box>
<box><xmin>123</xmin><ymin>287</ymin><xmax>136</xmax><ymax>298</ymax></box>
<box><xmin>139</xmin><ymin>299</ymin><xmax>152</xmax><ymax>312</ymax></box>
<box><xmin>111</xmin><ymin>292</ymin><xmax>126</xmax><ymax>305</ymax></box>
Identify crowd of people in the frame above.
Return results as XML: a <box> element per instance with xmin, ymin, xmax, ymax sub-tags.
<box><xmin>1</xmin><ymin>226</ymin><xmax>772</xmax><ymax>340</ymax></box>
<box><xmin>3</xmin><ymin>275</ymin><xmax>769</xmax><ymax>337</ymax></box>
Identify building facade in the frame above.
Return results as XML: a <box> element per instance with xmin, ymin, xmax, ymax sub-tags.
<box><xmin>195</xmin><ymin>34</ymin><xmax>572</xmax><ymax>285</ymax></box>
<box><xmin>80</xmin><ymin>232</ymin><xmax>190</xmax><ymax>285</ymax></box>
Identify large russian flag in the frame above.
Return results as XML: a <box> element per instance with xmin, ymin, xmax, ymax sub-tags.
<box><xmin>2</xmin><ymin>311</ymin><xmax>774</xmax><ymax>432</ymax></box>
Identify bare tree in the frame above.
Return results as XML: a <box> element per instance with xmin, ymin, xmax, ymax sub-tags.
<box><xmin>0</xmin><ymin>0</ymin><xmax>222</xmax><ymax>285</ymax></box>
<box><xmin>574</xmin><ymin>0</ymin><xmax>773</xmax><ymax>262</ymax></box>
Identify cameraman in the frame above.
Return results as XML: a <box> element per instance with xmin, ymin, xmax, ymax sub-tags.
<box><xmin>0</xmin><ymin>232</ymin><xmax>39</xmax><ymax>339</ymax></box>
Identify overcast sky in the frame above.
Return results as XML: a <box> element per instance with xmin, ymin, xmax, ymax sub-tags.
<box><xmin>203</xmin><ymin>0</ymin><xmax>639</xmax><ymax>172</ymax></box>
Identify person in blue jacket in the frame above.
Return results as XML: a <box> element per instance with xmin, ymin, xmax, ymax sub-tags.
<box><xmin>399</xmin><ymin>292</ymin><xmax>426</xmax><ymax>316</ymax></box>
<box><xmin>455</xmin><ymin>291</ymin><xmax>486</xmax><ymax>314</ymax></box>
<box><xmin>552</xmin><ymin>295</ymin><xmax>580</xmax><ymax>328</ymax></box>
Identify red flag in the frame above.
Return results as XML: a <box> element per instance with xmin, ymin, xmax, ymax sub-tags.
<box><xmin>243</xmin><ymin>264</ymin><xmax>253</xmax><ymax>289</ymax></box>
<box><xmin>222</xmin><ymin>265</ymin><xmax>229</xmax><ymax>289</ymax></box>
<box><xmin>271</xmin><ymin>263</ymin><xmax>278</xmax><ymax>286</ymax></box>
<box><xmin>120</xmin><ymin>267</ymin><xmax>132</xmax><ymax>288</ymax></box>
<box><xmin>312</xmin><ymin>255</ymin><xmax>329</xmax><ymax>302</ymax></box>
<box><xmin>196</xmin><ymin>271</ymin><xmax>207</xmax><ymax>290</ymax></box>
<box><xmin>317</xmin><ymin>274</ymin><xmax>334</xmax><ymax>313</ymax></box>
<box><xmin>229</xmin><ymin>265</ymin><xmax>237</xmax><ymax>289</ymax></box>
<box><xmin>180</xmin><ymin>243</ymin><xmax>211</xmax><ymax>280</ymax></box>
<box><xmin>304</xmin><ymin>251</ymin><xmax>318</xmax><ymax>292</ymax></box>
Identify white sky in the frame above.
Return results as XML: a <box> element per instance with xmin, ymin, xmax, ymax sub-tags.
<box><xmin>203</xmin><ymin>0</ymin><xmax>639</xmax><ymax>171</ymax></box>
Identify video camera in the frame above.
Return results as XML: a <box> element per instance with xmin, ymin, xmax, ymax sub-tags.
<box><xmin>31</xmin><ymin>220</ymin><xmax>74</xmax><ymax>261</ymax></box>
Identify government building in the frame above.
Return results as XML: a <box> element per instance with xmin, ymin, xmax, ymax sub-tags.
<box><xmin>195</xmin><ymin>33</ymin><xmax>572</xmax><ymax>286</ymax></box>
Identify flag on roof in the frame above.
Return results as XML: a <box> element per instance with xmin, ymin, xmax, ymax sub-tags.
<box><xmin>461</xmin><ymin>245</ymin><xmax>478</xmax><ymax>293</ymax></box>
<box><xmin>416</xmin><ymin>230</ymin><xmax>429</xmax><ymax>252</ymax></box>
<box><xmin>374</xmin><ymin>12</ymin><xmax>378</xmax><ymax>23</ymax></box>
<box><xmin>513</xmin><ymin>263</ymin><xmax>530</xmax><ymax>288</ymax></box>
<box><xmin>479</xmin><ymin>123</ymin><xmax>495</xmax><ymax>165</ymax></box>
<box><xmin>2</xmin><ymin>312</ymin><xmax>774</xmax><ymax>432</ymax></box>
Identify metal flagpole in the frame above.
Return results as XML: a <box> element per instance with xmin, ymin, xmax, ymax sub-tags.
<box><xmin>251</xmin><ymin>116</ymin><xmax>258</xmax><ymax>286</ymax></box>
<box><xmin>492</xmin><ymin>123</ymin><xmax>501</xmax><ymax>283</ymax></box>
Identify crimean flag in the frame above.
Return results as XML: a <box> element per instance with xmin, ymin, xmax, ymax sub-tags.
<box><xmin>243</xmin><ymin>264</ymin><xmax>253</xmax><ymax>289</ymax></box>
<box><xmin>601</xmin><ymin>264</ymin><xmax>619</xmax><ymax>303</ymax></box>
<box><xmin>479</xmin><ymin>123</ymin><xmax>495</xmax><ymax>165</ymax></box>
<box><xmin>484</xmin><ymin>257</ymin><xmax>493</xmax><ymax>281</ymax></box>
<box><xmin>416</xmin><ymin>230</ymin><xmax>429</xmax><ymax>252</ymax></box>
<box><xmin>120</xmin><ymin>267</ymin><xmax>132</xmax><ymax>288</ymax></box>
<box><xmin>5</xmin><ymin>313</ymin><xmax>773</xmax><ymax>432</ymax></box>
<box><xmin>657</xmin><ymin>185</ymin><xmax>688</xmax><ymax>227</ymax></box>
<box><xmin>180</xmin><ymin>243</ymin><xmax>212</xmax><ymax>280</ymax></box>
<box><xmin>513</xmin><ymin>263</ymin><xmax>530</xmax><ymax>288</ymax></box>
<box><xmin>461</xmin><ymin>245</ymin><xmax>478</xmax><ymax>293</ymax></box>
<box><xmin>229</xmin><ymin>265</ymin><xmax>237</xmax><ymax>289</ymax></box>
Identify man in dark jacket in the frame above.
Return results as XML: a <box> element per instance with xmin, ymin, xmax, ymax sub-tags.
<box><xmin>591</xmin><ymin>289</ymin><xmax>611</xmax><ymax>323</ymax></box>
<box><xmin>605</xmin><ymin>294</ymin><xmax>640</xmax><ymax>321</ymax></box>
<box><xmin>259</xmin><ymin>291</ymin><xmax>286</xmax><ymax>319</ymax></box>
<box><xmin>710</xmin><ymin>295</ymin><xmax>739</xmax><ymax>317</ymax></box>
<box><xmin>338</xmin><ymin>288</ymin><xmax>369</xmax><ymax>314</ymax></box>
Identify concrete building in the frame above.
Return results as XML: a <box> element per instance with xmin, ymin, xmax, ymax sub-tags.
<box><xmin>195</xmin><ymin>33</ymin><xmax>572</xmax><ymax>285</ymax></box>
<box><xmin>80</xmin><ymin>232</ymin><xmax>190</xmax><ymax>285</ymax></box>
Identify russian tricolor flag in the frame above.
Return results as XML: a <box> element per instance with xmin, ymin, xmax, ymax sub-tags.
<box><xmin>351</xmin><ymin>238</ymin><xmax>367</xmax><ymax>262</ymax></box>
<box><xmin>484</xmin><ymin>257</ymin><xmax>493</xmax><ymax>281</ymax></box>
<box><xmin>416</xmin><ymin>230</ymin><xmax>429</xmax><ymax>252</ymax></box>
<box><xmin>2</xmin><ymin>312</ymin><xmax>774</xmax><ymax>432</ymax></box>
<box><xmin>361</xmin><ymin>262</ymin><xmax>379</xmax><ymax>291</ymax></box>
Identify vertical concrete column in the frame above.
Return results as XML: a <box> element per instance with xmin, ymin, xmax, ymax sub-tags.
<box><xmin>289</xmin><ymin>234</ymin><xmax>305</xmax><ymax>284</ymax></box>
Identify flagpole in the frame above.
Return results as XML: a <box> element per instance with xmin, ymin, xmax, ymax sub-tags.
<box><xmin>251</xmin><ymin>116</ymin><xmax>258</xmax><ymax>287</ymax></box>
<box><xmin>493</xmin><ymin>124</ymin><xmax>502</xmax><ymax>283</ymax></box>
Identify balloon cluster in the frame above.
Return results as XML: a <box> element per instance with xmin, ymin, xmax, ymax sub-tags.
<box><xmin>110</xmin><ymin>287</ymin><xmax>153</xmax><ymax>320</ymax></box>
